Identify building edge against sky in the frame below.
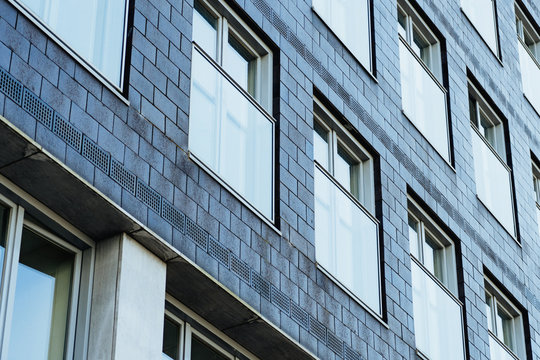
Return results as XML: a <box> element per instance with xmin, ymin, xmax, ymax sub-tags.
<box><xmin>0</xmin><ymin>0</ymin><xmax>540</xmax><ymax>359</ymax></box>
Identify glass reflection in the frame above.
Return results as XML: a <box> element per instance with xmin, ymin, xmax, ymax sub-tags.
<box><xmin>20</xmin><ymin>0</ymin><xmax>127</xmax><ymax>85</ymax></box>
<box><xmin>8</xmin><ymin>227</ymin><xmax>75</xmax><ymax>360</ymax></box>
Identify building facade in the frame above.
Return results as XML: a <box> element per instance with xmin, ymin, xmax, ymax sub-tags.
<box><xmin>0</xmin><ymin>0</ymin><xmax>539</xmax><ymax>358</ymax></box>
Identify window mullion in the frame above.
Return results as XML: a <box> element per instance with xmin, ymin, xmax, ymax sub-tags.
<box><xmin>0</xmin><ymin>205</ymin><xmax>24</xmax><ymax>360</ymax></box>
<box><xmin>218</xmin><ymin>17</ymin><xmax>226</xmax><ymax>66</ymax></box>
<box><xmin>330</xmin><ymin>131</ymin><xmax>337</xmax><ymax>177</ymax></box>
<box><xmin>406</xmin><ymin>16</ymin><xmax>412</xmax><ymax>44</ymax></box>
<box><xmin>184</xmin><ymin>323</ymin><xmax>193</xmax><ymax>360</ymax></box>
<box><xmin>491</xmin><ymin>297</ymin><xmax>498</xmax><ymax>336</ymax></box>
<box><xmin>418</xmin><ymin>221</ymin><xmax>425</xmax><ymax>264</ymax></box>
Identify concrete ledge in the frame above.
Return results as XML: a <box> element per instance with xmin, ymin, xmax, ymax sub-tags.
<box><xmin>0</xmin><ymin>115</ymin><xmax>316</xmax><ymax>360</ymax></box>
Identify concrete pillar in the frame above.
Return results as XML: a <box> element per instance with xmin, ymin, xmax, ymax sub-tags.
<box><xmin>87</xmin><ymin>233</ymin><xmax>166</xmax><ymax>360</ymax></box>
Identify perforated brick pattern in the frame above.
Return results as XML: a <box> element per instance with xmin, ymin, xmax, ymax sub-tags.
<box><xmin>22</xmin><ymin>88</ymin><xmax>53</xmax><ymax>128</ymax></box>
<box><xmin>162</xmin><ymin>200</ymin><xmax>185</xmax><ymax>232</ymax></box>
<box><xmin>81</xmin><ymin>136</ymin><xmax>110</xmax><ymax>173</ymax></box>
<box><xmin>186</xmin><ymin>217</ymin><xmax>208</xmax><ymax>250</ymax></box>
<box><xmin>344</xmin><ymin>345</ymin><xmax>361</xmax><ymax>360</ymax></box>
<box><xmin>208</xmin><ymin>237</ymin><xmax>229</xmax><ymax>267</ymax></box>
<box><xmin>0</xmin><ymin>68</ymin><xmax>22</xmax><ymax>104</ymax></box>
<box><xmin>53</xmin><ymin>114</ymin><xmax>82</xmax><ymax>151</ymax></box>
<box><xmin>230</xmin><ymin>254</ymin><xmax>250</xmax><ymax>283</ymax></box>
<box><xmin>110</xmin><ymin>158</ymin><xmax>136</xmax><ymax>194</ymax></box>
<box><xmin>309</xmin><ymin>315</ymin><xmax>326</xmax><ymax>343</ymax></box>
<box><xmin>136</xmin><ymin>179</ymin><xmax>161</xmax><ymax>213</ymax></box>
<box><xmin>327</xmin><ymin>332</ymin><xmax>344</xmax><ymax>357</ymax></box>
<box><xmin>271</xmin><ymin>285</ymin><xmax>290</xmax><ymax>315</ymax></box>
<box><xmin>290</xmin><ymin>302</ymin><xmax>309</xmax><ymax>330</ymax></box>
<box><xmin>251</xmin><ymin>271</ymin><xmax>271</xmax><ymax>301</ymax></box>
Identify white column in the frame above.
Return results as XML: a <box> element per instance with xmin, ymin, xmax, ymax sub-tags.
<box><xmin>87</xmin><ymin>233</ymin><xmax>166</xmax><ymax>360</ymax></box>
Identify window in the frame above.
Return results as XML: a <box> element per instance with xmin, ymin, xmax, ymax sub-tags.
<box><xmin>397</xmin><ymin>0</ymin><xmax>450</xmax><ymax>162</ymax></box>
<box><xmin>407</xmin><ymin>197</ymin><xmax>465</xmax><ymax>360</ymax></box>
<box><xmin>397</xmin><ymin>2</ymin><xmax>442</xmax><ymax>80</ymax></box>
<box><xmin>484</xmin><ymin>277</ymin><xmax>526</xmax><ymax>359</ymax></box>
<box><xmin>468</xmin><ymin>80</ymin><xmax>515</xmax><ymax>236</ymax></box>
<box><xmin>461</xmin><ymin>0</ymin><xmax>499</xmax><ymax>54</ymax></box>
<box><xmin>9</xmin><ymin>0</ymin><xmax>129</xmax><ymax>88</ymax></box>
<box><xmin>312</xmin><ymin>0</ymin><xmax>372</xmax><ymax>72</ymax></box>
<box><xmin>469</xmin><ymin>86</ymin><xmax>506</xmax><ymax>159</ymax></box>
<box><xmin>515</xmin><ymin>3</ymin><xmax>540</xmax><ymax>114</ymax></box>
<box><xmin>408</xmin><ymin>200</ymin><xmax>457</xmax><ymax>292</ymax></box>
<box><xmin>162</xmin><ymin>307</ymin><xmax>257</xmax><ymax>360</ymax></box>
<box><xmin>192</xmin><ymin>0</ymin><xmax>272</xmax><ymax>110</ymax></box>
<box><xmin>516</xmin><ymin>4</ymin><xmax>540</xmax><ymax>61</ymax></box>
<box><xmin>313</xmin><ymin>99</ymin><xmax>381</xmax><ymax>315</ymax></box>
<box><xmin>189</xmin><ymin>0</ymin><xmax>275</xmax><ymax>221</ymax></box>
<box><xmin>0</xmin><ymin>195</ymin><xmax>92</xmax><ymax>360</ymax></box>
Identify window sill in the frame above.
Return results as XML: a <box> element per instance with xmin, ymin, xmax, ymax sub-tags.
<box><xmin>315</xmin><ymin>264</ymin><xmax>389</xmax><ymax>329</ymax></box>
<box><xmin>460</xmin><ymin>8</ymin><xmax>504</xmax><ymax>67</ymax></box>
<box><xmin>8</xmin><ymin>0</ymin><xmax>130</xmax><ymax>106</ymax></box>
<box><xmin>188</xmin><ymin>152</ymin><xmax>281</xmax><ymax>237</ymax></box>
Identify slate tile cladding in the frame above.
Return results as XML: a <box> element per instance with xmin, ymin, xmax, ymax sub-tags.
<box><xmin>2</xmin><ymin>0</ymin><xmax>540</xmax><ymax>358</ymax></box>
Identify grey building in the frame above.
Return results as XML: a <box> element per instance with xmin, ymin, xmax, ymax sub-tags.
<box><xmin>0</xmin><ymin>0</ymin><xmax>539</xmax><ymax>358</ymax></box>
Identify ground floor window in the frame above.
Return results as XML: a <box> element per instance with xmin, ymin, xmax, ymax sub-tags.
<box><xmin>0</xmin><ymin>191</ymin><xmax>93</xmax><ymax>360</ymax></box>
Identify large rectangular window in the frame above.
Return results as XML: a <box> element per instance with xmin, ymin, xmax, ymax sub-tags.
<box><xmin>407</xmin><ymin>197</ymin><xmax>465</xmax><ymax>360</ymax></box>
<box><xmin>484</xmin><ymin>277</ymin><xmax>527</xmax><ymax>359</ymax></box>
<box><xmin>0</xmin><ymin>194</ymin><xmax>93</xmax><ymax>360</ymax></box>
<box><xmin>516</xmin><ymin>3</ymin><xmax>540</xmax><ymax>114</ymax></box>
<box><xmin>312</xmin><ymin>0</ymin><xmax>372</xmax><ymax>72</ymax></box>
<box><xmin>468</xmin><ymin>80</ymin><xmax>516</xmax><ymax>236</ymax></box>
<box><xmin>398</xmin><ymin>0</ymin><xmax>450</xmax><ymax>162</ymax></box>
<box><xmin>461</xmin><ymin>0</ymin><xmax>499</xmax><ymax>54</ymax></box>
<box><xmin>313</xmin><ymin>99</ymin><xmax>381</xmax><ymax>316</ymax></box>
<box><xmin>10</xmin><ymin>0</ymin><xmax>129</xmax><ymax>89</ymax></box>
<box><xmin>189</xmin><ymin>0</ymin><xmax>275</xmax><ymax>222</ymax></box>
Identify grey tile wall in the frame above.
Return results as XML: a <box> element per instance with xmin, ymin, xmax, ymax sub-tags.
<box><xmin>1</xmin><ymin>0</ymin><xmax>540</xmax><ymax>359</ymax></box>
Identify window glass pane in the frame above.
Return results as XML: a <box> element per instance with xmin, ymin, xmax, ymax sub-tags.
<box><xmin>424</xmin><ymin>233</ymin><xmax>444</xmax><ymax>281</ymax></box>
<box><xmin>162</xmin><ymin>317</ymin><xmax>180</xmax><ymax>360</ymax></box>
<box><xmin>191</xmin><ymin>336</ymin><xmax>229</xmax><ymax>360</ymax></box>
<box><xmin>479</xmin><ymin>111</ymin><xmax>496</xmax><ymax>148</ymax></box>
<box><xmin>224</xmin><ymin>33</ymin><xmax>257</xmax><ymax>97</ymax></box>
<box><xmin>408</xmin><ymin>216</ymin><xmax>420</xmax><ymax>259</ymax></box>
<box><xmin>313</xmin><ymin>121</ymin><xmax>330</xmax><ymax>170</ymax></box>
<box><xmin>335</xmin><ymin>143</ymin><xmax>359</xmax><ymax>198</ymax></box>
<box><xmin>312</xmin><ymin>0</ymin><xmax>371</xmax><ymax>69</ymax></box>
<box><xmin>193</xmin><ymin>1</ymin><xmax>218</xmax><ymax>59</ymax></box>
<box><xmin>469</xmin><ymin>96</ymin><xmax>478</xmax><ymax>127</ymax></box>
<box><xmin>497</xmin><ymin>306</ymin><xmax>514</xmax><ymax>349</ymax></box>
<box><xmin>314</xmin><ymin>167</ymin><xmax>381</xmax><ymax>314</ymax></box>
<box><xmin>460</xmin><ymin>0</ymin><xmax>498</xmax><ymax>52</ymax></box>
<box><xmin>534</xmin><ymin>175</ymin><xmax>540</xmax><ymax>203</ymax></box>
<box><xmin>398</xmin><ymin>10</ymin><xmax>407</xmax><ymax>39</ymax></box>
<box><xmin>412</xmin><ymin>26</ymin><xmax>431</xmax><ymax>68</ymax></box>
<box><xmin>8</xmin><ymin>227</ymin><xmax>75</xmax><ymax>360</ymax></box>
<box><xmin>19</xmin><ymin>0</ymin><xmax>127</xmax><ymax>86</ymax></box>
<box><xmin>485</xmin><ymin>293</ymin><xmax>493</xmax><ymax>331</ymax></box>
<box><xmin>190</xmin><ymin>50</ymin><xmax>273</xmax><ymax>219</ymax></box>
